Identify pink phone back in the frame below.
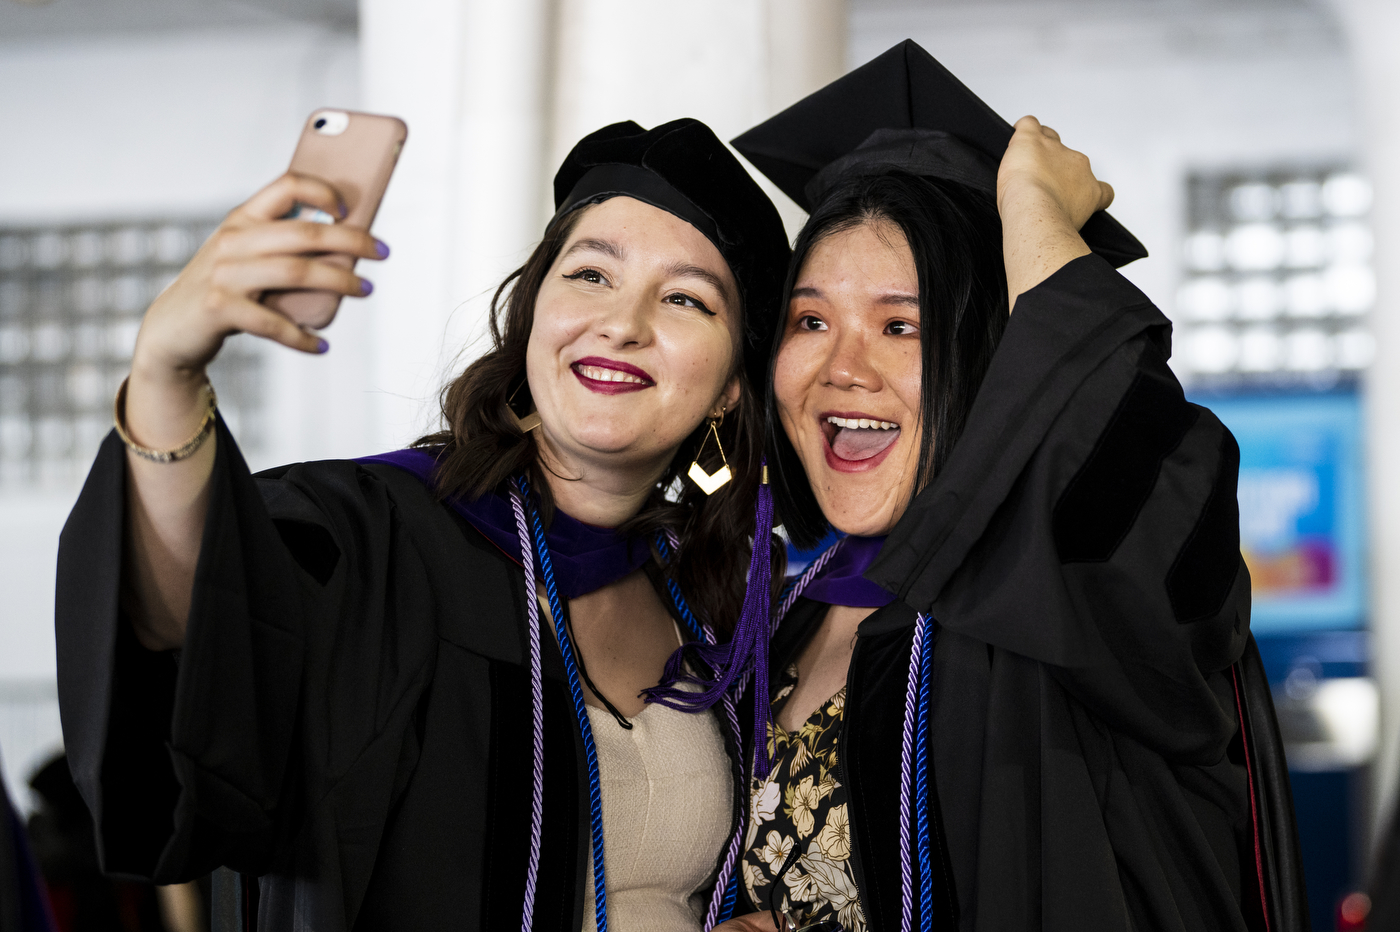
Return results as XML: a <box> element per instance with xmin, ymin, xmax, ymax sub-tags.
<box><xmin>263</xmin><ymin>110</ymin><xmax>407</xmax><ymax>328</ymax></box>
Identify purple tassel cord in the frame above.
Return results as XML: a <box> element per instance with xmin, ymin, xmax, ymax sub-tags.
<box><xmin>644</xmin><ymin>460</ymin><xmax>777</xmax><ymax>778</ymax></box>
<box><xmin>507</xmin><ymin>484</ymin><xmax>545</xmax><ymax>932</ymax></box>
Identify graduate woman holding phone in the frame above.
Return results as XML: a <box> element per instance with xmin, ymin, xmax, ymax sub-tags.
<box><xmin>54</xmin><ymin>116</ymin><xmax>789</xmax><ymax>932</ymax></box>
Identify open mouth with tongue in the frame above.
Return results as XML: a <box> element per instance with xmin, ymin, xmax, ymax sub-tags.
<box><xmin>822</xmin><ymin>413</ymin><xmax>902</xmax><ymax>472</ymax></box>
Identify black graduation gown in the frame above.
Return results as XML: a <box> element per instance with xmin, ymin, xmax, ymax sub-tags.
<box><xmin>743</xmin><ymin>255</ymin><xmax>1307</xmax><ymax>932</ymax></box>
<box><xmin>53</xmin><ymin>423</ymin><xmax>744</xmax><ymax>932</ymax></box>
<box><xmin>1</xmin><ymin>746</ymin><xmax>55</xmax><ymax>932</ymax></box>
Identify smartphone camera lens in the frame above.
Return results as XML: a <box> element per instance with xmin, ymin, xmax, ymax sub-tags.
<box><xmin>310</xmin><ymin>110</ymin><xmax>350</xmax><ymax>136</ymax></box>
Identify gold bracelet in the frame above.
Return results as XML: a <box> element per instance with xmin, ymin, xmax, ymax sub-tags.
<box><xmin>113</xmin><ymin>375</ymin><xmax>218</xmax><ymax>463</ymax></box>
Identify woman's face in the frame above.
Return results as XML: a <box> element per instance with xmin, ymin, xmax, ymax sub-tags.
<box><xmin>774</xmin><ymin>220</ymin><xmax>923</xmax><ymax>537</ymax></box>
<box><xmin>527</xmin><ymin>196</ymin><xmax>742</xmax><ymax>483</ymax></box>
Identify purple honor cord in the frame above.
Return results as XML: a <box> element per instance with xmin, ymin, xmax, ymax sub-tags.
<box><xmin>507</xmin><ymin>485</ymin><xmax>545</xmax><ymax>932</ymax></box>
<box><xmin>510</xmin><ymin>479</ymin><xmax>744</xmax><ymax>932</ymax></box>
<box><xmin>643</xmin><ymin>461</ymin><xmax>776</xmax><ymax>778</ymax></box>
<box><xmin>515</xmin><ymin>473</ymin><xmax>610</xmax><ymax>932</ymax></box>
<box><xmin>361</xmin><ymin>449</ymin><xmax>743</xmax><ymax>927</ymax></box>
<box><xmin>657</xmin><ymin>530</ymin><xmax>748</xmax><ymax>929</ymax></box>
<box><xmin>762</xmin><ymin>534</ymin><xmax>936</xmax><ymax>932</ymax></box>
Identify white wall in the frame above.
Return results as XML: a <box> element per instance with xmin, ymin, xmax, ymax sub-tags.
<box><xmin>0</xmin><ymin>25</ymin><xmax>361</xmax><ymax>805</ymax></box>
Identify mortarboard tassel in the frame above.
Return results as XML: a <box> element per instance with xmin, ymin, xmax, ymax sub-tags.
<box><xmin>644</xmin><ymin>459</ymin><xmax>776</xmax><ymax>777</ymax></box>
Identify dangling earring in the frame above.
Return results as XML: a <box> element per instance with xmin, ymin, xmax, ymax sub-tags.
<box><xmin>687</xmin><ymin>409</ymin><xmax>733</xmax><ymax>495</ymax></box>
<box><xmin>508</xmin><ymin>378</ymin><xmax>541</xmax><ymax>433</ymax></box>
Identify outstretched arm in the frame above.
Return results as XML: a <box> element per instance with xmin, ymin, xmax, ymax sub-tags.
<box><xmin>121</xmin><ymin>174</ymin><xmax>382</xmax><ymax>649</ymax></box>
<box><xmin>997</xmin><ymin>115</ymin><xmax>1115</xmax><ymax>311</ymax></box>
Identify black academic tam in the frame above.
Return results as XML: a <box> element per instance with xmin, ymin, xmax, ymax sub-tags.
<box><xmin>53</xmin><ymin>427</ymin><xmax>744</xmax><ymax>931</ymax></box>
<box><xmin>743</xmin><ymin>256</ymin><xmax>1308</xmax><ymax>932</ymax></box>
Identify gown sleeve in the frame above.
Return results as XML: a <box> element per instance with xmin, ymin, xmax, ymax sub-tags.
<box><xmin>867</xmin><ymin>253</ymin><xmax>1250</xmax><ymax>765</ymax></box>
<box><xmin>54</xmin><ymin>416</ymin><xmax>441</xmax><ymax>886</ymax></box>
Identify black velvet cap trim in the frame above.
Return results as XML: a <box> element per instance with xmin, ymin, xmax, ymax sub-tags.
<box><xmin>553</xmin><ymin>118</ymin><xmax>790</xmax><ymax>390</ymax></box>
<box><xmin>1054</xmin><ymin>369</ymin><xmax>1198</xmax><ymax>563</ymax></box>
<box><xmin>1168</xmin><ymin>431</ymin><xmax>1243</xmax><ymax>624</ymax></box>
<box><xmin>559</xmin><ymin>163</ymin><xmax>722</xmax><ymax>252</ymax></box>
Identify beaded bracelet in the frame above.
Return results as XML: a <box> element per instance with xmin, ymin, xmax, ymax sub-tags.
<box><xmin>113</xmin><ymin>375</ymin><xmax>218</xmax><ymax>463</ymax></box>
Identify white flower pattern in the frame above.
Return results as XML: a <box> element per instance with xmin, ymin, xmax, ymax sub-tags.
<box><xmin>752</xmin><ymin>779</ymin><xmax>780</xmax><ymax>825</ymax></box>
<box><xmin>760</xmin><ymin>830</ymin><xmax>793</xmax><ymax>871</ymax></box>
<box><xmin>742</xmin><ymin>666</ymin><xmax>866</xmax><ymax>932</ymax></box>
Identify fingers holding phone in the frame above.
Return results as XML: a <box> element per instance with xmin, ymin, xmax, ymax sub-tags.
<box><xmin>133</xmin><ymin>172</ymin><xmax>376</xmax><ymax>375</ymax></box>
<box><xmin>132</xmin><ymin>109</ymin><xmax>406</xmax><ymax>381</ymax></box>
<box><xmin>262</xmin><ymin>109</ymin><xmax>406</xmax><ymax>329</ymax></box>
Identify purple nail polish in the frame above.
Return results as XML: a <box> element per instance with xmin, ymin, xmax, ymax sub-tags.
<box><xmin>375</xmin><ymin>239</ymin><xmax>391</xmax><ymax>259</ymax></box>
<box><xmin>316</xmin><ymin>338</ymin><xmax>330</xmax><ymax>354</ymax></box>
<box><xmin>360</xmin><ymin>278</ymin><xmax>374</xmax><ymax>296</ymax></box>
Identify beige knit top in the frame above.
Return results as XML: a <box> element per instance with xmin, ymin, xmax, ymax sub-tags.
<box><xmin>580</xmin><ymin>641</ymin><xmax>734</xmax><ymax>931</ymax></box>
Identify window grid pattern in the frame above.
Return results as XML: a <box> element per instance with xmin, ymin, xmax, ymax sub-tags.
<box><xmin>1174</xmin><ymin>167</ymin><xmax>1375</xmax><ymax>388</ymax></box>
<box><xmin>0</xmin><ymin>220</ymin><xmax>263</xmax><ymax>488</ymax></box>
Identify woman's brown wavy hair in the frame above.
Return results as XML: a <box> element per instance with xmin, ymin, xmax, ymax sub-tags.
<box><xmin>415</xmin><ymin>203</ymin><xmax>774</xmax><ymax>636</ymax></box>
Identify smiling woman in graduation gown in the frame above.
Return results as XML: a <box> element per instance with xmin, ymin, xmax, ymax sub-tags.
<box><xmin>54</xmin><ymin>119</ymin><xmax>790</xmax><ymax>932</ymax></box>
<box><xmin>710</xmin><ymin>41</ymin><xmax>1308</xmax><ymax>932</ymax></box>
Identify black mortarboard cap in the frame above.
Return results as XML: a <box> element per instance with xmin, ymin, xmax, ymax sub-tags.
<box><xmin>554</xmin><ymin>119</ymin><xmax>791</xmax><ymax>389</ymax></box>
<box><xmin>732</xmin><ymin>40</ymin><xmax>1146</xmax><ymax>267</ymax></box>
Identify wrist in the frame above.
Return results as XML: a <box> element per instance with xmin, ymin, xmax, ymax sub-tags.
<box><xmin>124</xmin><ymin>359</ymin><xmax>214</xmax><ymax>451</ymax></box>
<box><xmin>997</xmin><ymin>175</ymin><xmax>1070</xmax><ymax>224</ymax></box>
<box><xmin>128</xmin><ymin>351</ymin><xmax>209</xmax><ymax>395</ymax></box>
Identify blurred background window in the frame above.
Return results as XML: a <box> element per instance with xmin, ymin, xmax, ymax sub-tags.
<box><xmin>1175</xmin><ymin>168</ymin><xmax>1375</xmax><ymax>389</ymax></box>
<box><xmin>0</xmin><ymin>220</ymin><xmax>264</xmax><ymax>489</ymax></box>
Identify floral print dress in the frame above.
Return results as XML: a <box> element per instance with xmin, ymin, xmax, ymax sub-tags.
<box><xmin>742</xmin><ymin>665</ymin><xmax>865</xmax><ymax>931</ymax></box>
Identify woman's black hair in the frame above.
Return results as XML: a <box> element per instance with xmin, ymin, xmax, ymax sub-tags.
<box><xmin>766</xmin><ymin>171</ymin><xmax>1010</xmax><ymax>550</ymax></box>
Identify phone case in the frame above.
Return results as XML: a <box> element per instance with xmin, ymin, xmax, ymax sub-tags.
<box><xmin>263</xmin><ymin>109</ymin><xmax>408</xmax><ymax>328</ymax></box>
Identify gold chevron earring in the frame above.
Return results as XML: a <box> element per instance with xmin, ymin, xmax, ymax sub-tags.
<box><xmin>687</xmin><ymin>409</ymin><xmax>733</xmax><ymax>495</ymax></box>
<box><xmin>508</xmin><ymin>378</ymin><xmax>542</xmax><ymax>433</ymax></box>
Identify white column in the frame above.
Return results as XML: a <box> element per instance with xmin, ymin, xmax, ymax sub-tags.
<box><xmin>1325</xmin><ymin>0</ymin><xmax>1400</xmax><ymax>832</ymax></box>
<box><xmin>547</xmin><ymin>0</ymin><xmax>770</xmax><ymax>174</ymax></box>
<box><xmin>358</xmin><ymin>0</ymin><xmax>553</xmax><ymax>451</ymax></box>
<box><xmin>547</xmin><ymin>0</ymin><xmax>848</xmax><ymax>238</ymax></box>
<box><xmin>766</xmin><ymin>0</ymin><xmax>848</xmax><ymax>114</ymax></box>
<box><xmin>764</xmin><ymin>0</ymin><xmax>849</xmax><ymax>236</ymax></box>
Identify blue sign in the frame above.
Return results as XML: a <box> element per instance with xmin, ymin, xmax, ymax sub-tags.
<box><xmin>1194</xmin><ymin>391</ymin><xmax>1365</xmax><ymax>633</ymax></box>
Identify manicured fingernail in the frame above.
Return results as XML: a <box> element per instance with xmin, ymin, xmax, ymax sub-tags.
<box><xmin>316</xmin><ymin>338</ymin><xmax>330</xmax><ymax>354</ymax></box>
<box><xmin>360</xmin><ymin>278</ymin><xmax>374</xmax><ymax>296</ymax></box>
<box><xmin>374</xmin><ymin>239</ymin><xmax>390</xmax><ymax>259</ymax></box>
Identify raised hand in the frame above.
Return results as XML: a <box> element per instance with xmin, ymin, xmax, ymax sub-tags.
<box><xmin>997</xmin><ymin>115</ymin><xmax>1114</xmax><ymax>231</ymax></box>
<box><xmin>133</xmin><ymin>172</ymin><xmax>384</xmax><ymax>381</ymax></box>
<box><xmin>120</xmin><ymin>172</ymin><xmax>388</xmax><ymax>651</ymax></box>
<box><xmin>996</xmin><ymin>116</ymin><xmax>1114</xmax><ymax>310</ymax></box>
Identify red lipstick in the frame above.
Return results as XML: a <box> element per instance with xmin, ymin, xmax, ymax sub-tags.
<box><xmin>571</xmin><ymin>356</ymin><xmax>655</xmax><ymax>395</ymax></box>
